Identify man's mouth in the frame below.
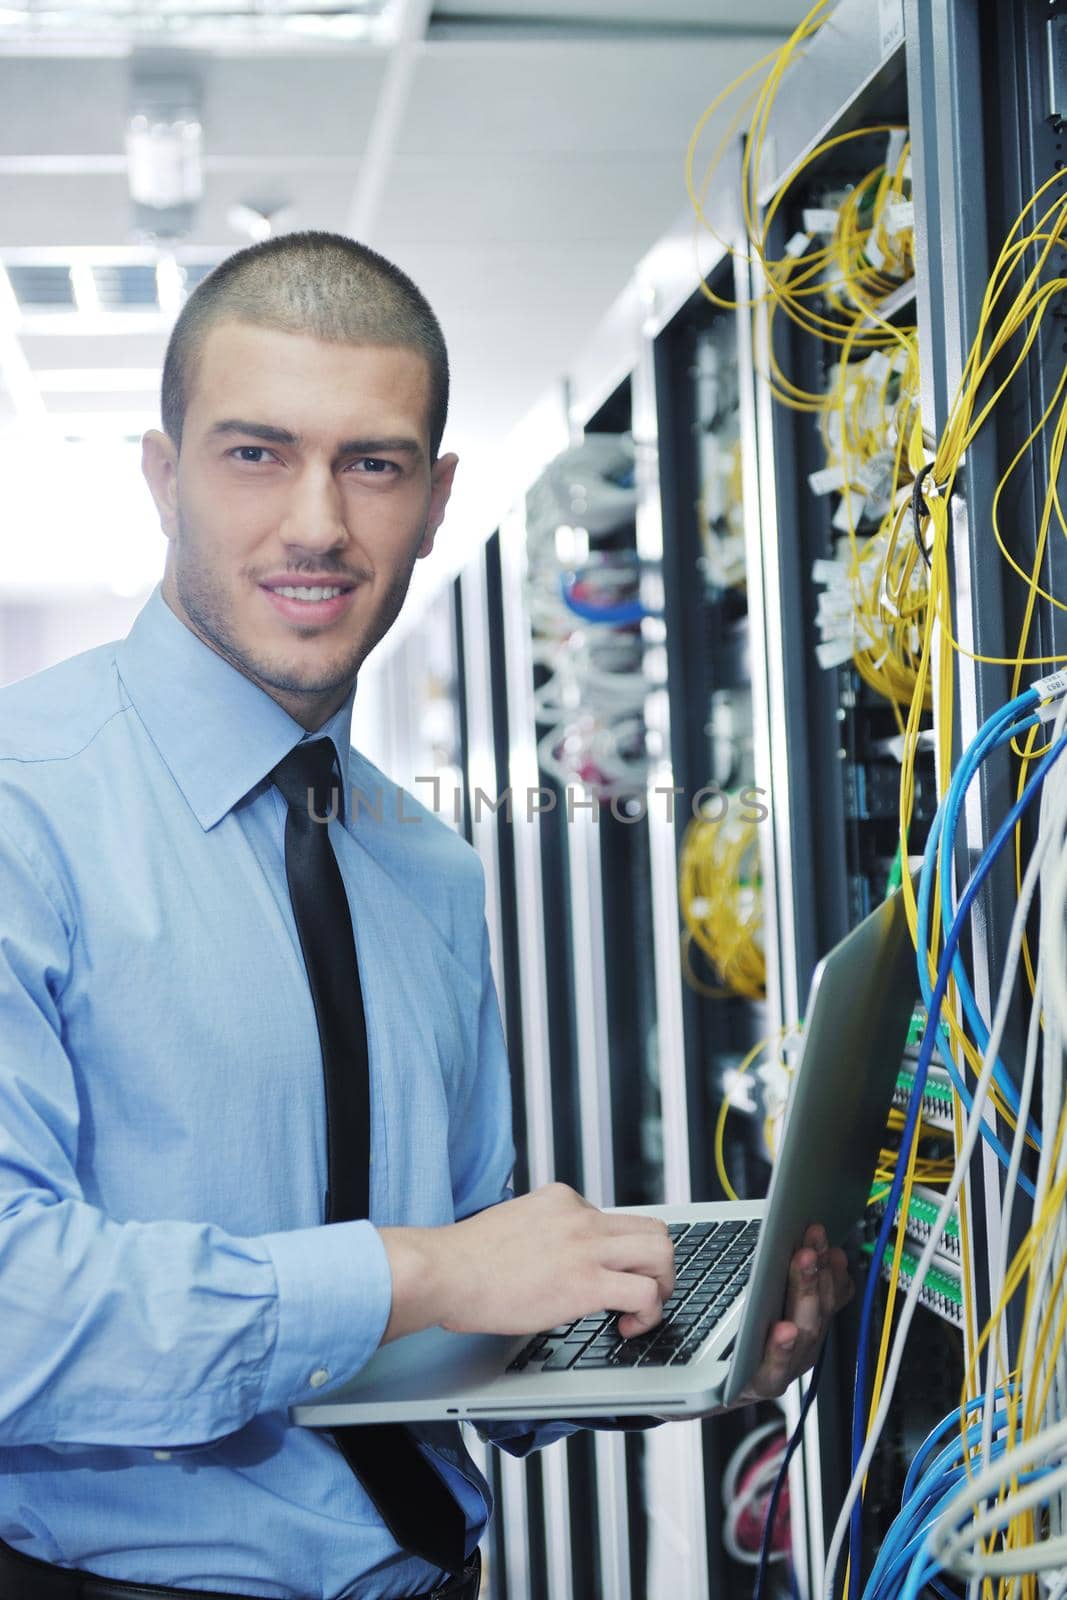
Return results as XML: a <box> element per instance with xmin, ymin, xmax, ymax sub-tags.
<box><xmin>267</xmin><ymin>584</ymin><xmax>349</xmax><ymax>602</ymax></box>
<box><xmin>259</xmin><ymin>581</ymin><xmax>358</xmax><ymax>622</ymax></box>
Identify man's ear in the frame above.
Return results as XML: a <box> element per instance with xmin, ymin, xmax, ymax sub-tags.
<box><xmin>141</xmin><ymin>429</ymin><xmax>180</xmax><ymax>542</ymax></box>
<box><xmin>418</xmin><ymin>452</ymin><xmax>459</xmax><ymax>559</ymax></box>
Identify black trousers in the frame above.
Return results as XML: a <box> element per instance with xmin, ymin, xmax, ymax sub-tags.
<box><xmin>0</xmin><ymin>1540</ymin><xmax>481</xmax><ymax>1600</ymax></box>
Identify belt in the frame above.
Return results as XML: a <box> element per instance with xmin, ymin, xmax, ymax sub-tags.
<box><xmin>0</xmin><ymin>1542</ymin><xmax>481</xmax><ymax>1600</ymax></box>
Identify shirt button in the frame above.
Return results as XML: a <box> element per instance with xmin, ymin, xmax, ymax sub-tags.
<box><xmin>153</xmin><ymin>1450</ymin><xmax>172</xmax><ymax>1462</ymax></box>
<box><xmin>309</xmin><ymin>1368</ymin><xmax>330</xmax><ymax>1389</ymax></box>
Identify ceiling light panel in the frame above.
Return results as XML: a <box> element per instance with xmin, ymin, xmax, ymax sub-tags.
<box><xmin>0</xmin><ymin>0</ymin><xmax>400</xmax><ymax>48</ymax></box>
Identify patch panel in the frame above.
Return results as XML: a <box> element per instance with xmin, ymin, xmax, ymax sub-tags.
<box><xmin>869</xmin><ymin>1183</ymin><xmax>961</xmax><ymax>1263</ymax></box>
<box><xmin>862</xmin><ymin>1237</ymin><xmax>964</xmax><ymax>1329</ymax></box>
<box><xmin>892</xmin><ymin>1061</ymin><xmax>954</xmax><ymax>1131</ymax></box>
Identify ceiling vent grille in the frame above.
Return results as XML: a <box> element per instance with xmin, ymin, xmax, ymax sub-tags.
<box><xmin>93</xmin><ymin>265</ymin><xmax>160</xmax><ymax>308</ymax></box>
<box><xmin>6</xmin><ymin>265</ymin><xmax>76</xmax><ymax>309</ymax></box>
<box><xmin>5</xmin><ymin>259</ymin><xmax>220</xmax><ymax>314</ymax></box>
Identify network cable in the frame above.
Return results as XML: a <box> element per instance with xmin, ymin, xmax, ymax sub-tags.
<box><xmin>831</xmin><ymin>700</ymin><xmax>1067</xmax><ymax>1600</ymax></box>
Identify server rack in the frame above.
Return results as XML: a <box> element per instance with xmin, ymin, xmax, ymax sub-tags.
<box><xmin>419</xmin><ymin>2</ymin><xmax>1067</xmax><ymax>1593</ymax></box>
<box><xmin>744</xmin><ymin>4</ymin><xmax>1067</xmax><ymax>1588</ymax></box>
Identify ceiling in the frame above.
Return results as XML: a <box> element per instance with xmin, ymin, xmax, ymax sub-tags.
<box><xmin>0</xmin><ymin>0</ymin><xmax>810</xmax><ymax>605</ymax></box>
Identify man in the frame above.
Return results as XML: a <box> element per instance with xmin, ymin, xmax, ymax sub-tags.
<box><xmin>0</xmin><ymin>231</ymin><xmax>850</xmax><ymax>1600</ymax></box>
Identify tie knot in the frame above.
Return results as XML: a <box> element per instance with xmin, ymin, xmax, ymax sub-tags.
<box><xmin>270</xmin><ymin>738</ymin><xmax>340</xmax><ymax>823</ymax></box>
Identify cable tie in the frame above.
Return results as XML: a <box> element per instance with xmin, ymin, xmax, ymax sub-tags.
<box><xmin>909</xmin><ymin>463</ymin><xmax>941</xmax><ymax>570</ymax></box>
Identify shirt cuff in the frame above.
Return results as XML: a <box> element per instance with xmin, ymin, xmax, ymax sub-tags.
<box><xmin>474</xmin><ymin>1419</ymin><xmax>583</xmax><ymax>1457</ymax></box>
<box><xmin>475</xmin><ymin>1415</ymin><xmax>665</xmax><ymax>1457</ymax></box>
<box><xmin>258</xmin><ymin>1219</ymin><xmax>392</xmax><ymax>1411</ymax></box>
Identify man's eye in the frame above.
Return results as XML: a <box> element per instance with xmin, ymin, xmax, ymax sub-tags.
<box><xmin>352</xmin><ymin>457</ymin><xmax>396</xmax><ymax>474</ymax></box>
<box><xmin>230</xmin><ymin>446</ymin><xmax>273</xmax><ymax>464</ymax></box>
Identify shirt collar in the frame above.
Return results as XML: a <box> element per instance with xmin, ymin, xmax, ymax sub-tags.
<box><xmin>116</xmin><ymin>582</ymin><xmax>357</xmax><ymax>832</ymax></box>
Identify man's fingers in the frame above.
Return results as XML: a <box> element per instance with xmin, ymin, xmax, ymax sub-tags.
<box><xmin>782</xmin><ymin>1247</ymin><xmax>824</xmax><ymax>1346</ymax></box>
<box><xmin>598</xmin><ymin>1230</ymin><xmax>675</xmax><ymax>1304</ymax></box>
<box><xmin>599</xmin><ymin>1210</ymin><xmax>673</xmax><ymax>1238</ymax></box>
<box><xmin>738</xmin><ymin>1321</ymin><xmax>800</xmax><ymax>1402</ymax></box>
<box><xmin>598</xmin><ymin>1270</ymin><xmax>666</xmax><ymax>1336</ymax></box>
<box><xmin>797</xmin><ymin>1226</ymin><xmax>852</xmax><ymax>1313</ymax></box>
<box><xmin>729</xmin><ymin>1228</ymin><xmax>855</xmax><ymax>1404</ymax></box>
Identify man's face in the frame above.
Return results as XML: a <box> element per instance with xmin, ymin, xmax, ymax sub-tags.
<box><xmin>141</xmin><ymin>319</ymin><xmax>457</xmax><ymax>730</ymax></box>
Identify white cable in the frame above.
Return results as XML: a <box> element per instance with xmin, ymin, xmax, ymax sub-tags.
<box><xmin>723</xmin><ymin>1454</ymin><xmax>787</xmax><ymax>1565</ymax></box>
<box><xmin>821</xmin><ymin>712</ymin><xmax>1067</xmax><ymax>1598</ymax></box>
<box><xmin>923</xmin><ymin>704</ymin><xmax>1067</xmax><ymax>1584</ymax></box>
<box><xmin>721</xmin><ymin>1420</ymin><xmax>783</xmax><ymax>1508</ymax></box>
<box><xmin>1041</xmin><ymin>841</ymin><xmax>1067</xmax><ymax>1041</ymax></box>
<box><xmin>1033</xmin><ymin>739</ymin><xmax>1067</xmax><ymax>1492</ymax></box>
<box><xmin>970</xmin><ymin>903</ymin><xmax>1045</xmax><ymax>1600</ymax></box>
<box><xmin>971</xmin><ymin>766</ymin><xmax>1053</xmax><ymax>1582</ymax></box>
<box><xmin>933</xmin><ymin>1421</ymin><xmax>1067</xmax><ymax>1576</ymax></box>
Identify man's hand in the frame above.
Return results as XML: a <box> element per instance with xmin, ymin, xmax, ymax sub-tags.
<box><xmin>378</xmin><ymin>1183</ymin><xmax>675</xmax><ymax>1344</ymax></box>
<box><xmin>730</xmin><ymin>1224</ymin><xmax>853</xmax><ymax>1404</ymax></box>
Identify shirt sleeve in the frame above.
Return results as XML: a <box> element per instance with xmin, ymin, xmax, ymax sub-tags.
<box><xmin>447</xmin><ymin>887</ymin><xmax>666</xmax><ymax>1454</ymax></box>
<box><xmin>0</xmin><ymin>815</ymin><xmax>392</xmax><ymax>1450</ymax></box>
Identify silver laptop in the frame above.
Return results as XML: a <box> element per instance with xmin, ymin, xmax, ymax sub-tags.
<box><xmin>292</xmin><ymin>886</ymin><xmax>917</xmax><ymax>1426</ymax></box>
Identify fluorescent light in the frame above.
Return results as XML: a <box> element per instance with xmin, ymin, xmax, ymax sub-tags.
<box><xmin>35</xmin><ymin>369</ymin><xmax>161</xmax><ymax>393</ymax></box>
<box><xmin>69</xmin><ymin>262</ymin><xmax>100</xmax><ymax>315</ymax></box>
<box><xmin>0</xmin><ymin>1</ymin><xmax>399</xmax><ymax>47</ymax></box>
<box><xmin>155</xmin><ymin>258</ymin><xmax>184</xmax><ymax>317</ymax></box>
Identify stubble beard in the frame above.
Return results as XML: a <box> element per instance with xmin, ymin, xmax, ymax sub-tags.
<box><xmin>167</xmin><ymin>508</ymin><xmax>423</xmax><ymax>701</ymax></box>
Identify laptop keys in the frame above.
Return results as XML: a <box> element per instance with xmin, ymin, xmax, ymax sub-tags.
<box><xmin>506</xmin><ymin>1218</ymin><xmax>761</xmax><ymax>1374</ymax></box>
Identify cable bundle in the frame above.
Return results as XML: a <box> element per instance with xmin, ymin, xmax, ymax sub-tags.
<box><xmin>695</xmin><ymin>330</ymin><xmax>747</xmax><ymax>592</ymax></box>
<box><xmin>684</xmin><ymin>12</ymin><xmax>1067</xmax><ymax>1599</ymax></box>
<box><xmin>777</xmin><ymin>152</ymin><xmax>926</xmax><ymax>719</ymax></box>
<box><xmin>686</xmin><ymin>0</ymin><xmax>928</xmax><ymax>717</ymax></box>
<box><xmin>811</xmin><ymin>333</ymin><xmax>928</xmax><ymax>716</ymax></box>
<box><xmin>833</xmin><ymin>160</ymin><xmax>1067</xmax><ymax>1594</ymax></box>
<box><xmin>679</xmin><ymin>801</ymin><xmax>766</xmax><ymax>1001</ymax></box>
<box><xmin>826</xmin><ymin>683</ymin><xmax>1067</xmax><ymax>1599</ymax></box>
<box><xmin>721</xmin><ymin>1420</ymin><xmax>791</xmax><ymax>1565</ymax></box>
<box><xmin>524</xmin><ymin>436</ymin><xmax>653</xmax><ymax>799</ymax></box>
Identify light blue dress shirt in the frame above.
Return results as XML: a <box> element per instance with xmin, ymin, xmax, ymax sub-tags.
<box><xmin>0</xmin><ymin>583</ymin><xmax>574</xmax><ymax>1599</ymax></box>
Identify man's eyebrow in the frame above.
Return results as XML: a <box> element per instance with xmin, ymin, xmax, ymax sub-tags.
<box><xmin>209</xmin><ymin>419</ymin><xmax>301</xmax><ymax>446</ymax></box>
<box><xmin>334</xmin><ymin>436</ymin><xmax>422</xmax><ymax>458</ymax></box>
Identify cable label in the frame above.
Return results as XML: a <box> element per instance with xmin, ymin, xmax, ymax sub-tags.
<box><xmin>1032</xmin><ymin>669</ymin><xmax>1067</xmax><ymax>700</ymax></box>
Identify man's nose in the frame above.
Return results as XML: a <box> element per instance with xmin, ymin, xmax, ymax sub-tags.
<box><xmin>280</xmin><ymin>464</ymin><xmax>347</xmax><ymax>549</ymax></box>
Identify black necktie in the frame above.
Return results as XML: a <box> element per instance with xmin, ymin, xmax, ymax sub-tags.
<box><xmin>271</xmin><ymin>739</ymin><xmax>468</xmax><ymax>1577</ymax></box>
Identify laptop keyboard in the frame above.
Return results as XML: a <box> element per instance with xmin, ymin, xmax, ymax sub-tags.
<box><xmin>506</xmin><ymin>1218</ymin><xmax>760</xmax><ymax>1374</ymax></box>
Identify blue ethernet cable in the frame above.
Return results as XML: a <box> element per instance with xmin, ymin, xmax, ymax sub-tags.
<box><xmin>936</xmin><ymin>696</ymin><xmax>1043</xmax><ymax>1141</ymax></box>
<box><xmin>863</xmin><ymin>1406</ymin><xmax>1011</xmax><ymax>1599</ymax></box>
<box><xmin>915</xmin><ymin>701</ymin><xmax>1042</xmax><ymax>1189</ymax></box>
<box><xmin>867</xmin><ymin>1395</ymin><xmax>1041</xmax><ymax>1600</ymax></box>
<box><xmin>855</xmin><ymin>700</ymin><xmax>1033</xmax><ymax>1592</ymax></box>
<box><xmin>897</xmin><ymin>1466</ymin><xmax>1050</xmax><ymax>1600</ymax></box>
<box><xmin>845</xmin><ymin>726</ymin><xmax>1067</xmax><ymax>1600</ymax></box>
<box><xmin>559</xmin><ymin>573</ymin><xmax>649</xmax><ymax>625</ymax></box>
<box><xmin>903</xmin><ymin>1392</ymin><xmax>1011</xmax><ymax>1500</ymax></box>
